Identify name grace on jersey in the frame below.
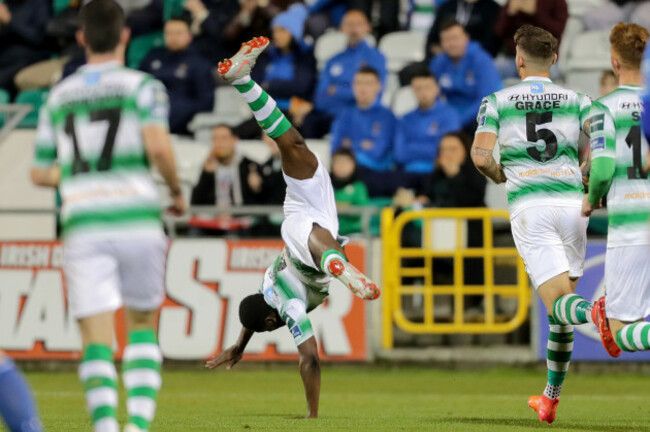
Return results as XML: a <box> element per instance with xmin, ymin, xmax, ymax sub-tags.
<box><xmin>512</xmin><ymin>93</ymin><xmax>568</xmax><ymax>111</ymax></box>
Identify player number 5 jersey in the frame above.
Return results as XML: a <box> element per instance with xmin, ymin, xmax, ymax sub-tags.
<box><xmin>476</xmin><ymin>77</ymin><xmax>591</xmax><ymax>217</ymax></box>
<box><xmin>589</xmin><ymin>86</ymin><xmax>650</xmax><ymax>247</ymax></box>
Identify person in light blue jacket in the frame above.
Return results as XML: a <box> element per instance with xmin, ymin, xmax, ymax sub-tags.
<box><xmin>330</xmin><ymin>66</ymin><xmax>397</xmax><ymax>197</ymax></box>
<box><xmin>430</xmin><ymin>19</ymin><xmax>502</xmax><ymax>131</ymax></box>
<box><xmin>395</xmin><ymin>70</ymin><xmax>461</xmax><ymax>186</ymax></box>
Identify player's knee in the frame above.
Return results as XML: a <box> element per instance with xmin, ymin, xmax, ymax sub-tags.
<box><xmin>301</xmin><ymin>354</ymin><xmax>320</xmax><ymax>371</ymax></box>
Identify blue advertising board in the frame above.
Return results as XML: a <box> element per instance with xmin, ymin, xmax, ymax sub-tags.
<box><xmin>537</xmin><ymin>241</ymin><xmax>650</xmax><ymax>361</ymax></box>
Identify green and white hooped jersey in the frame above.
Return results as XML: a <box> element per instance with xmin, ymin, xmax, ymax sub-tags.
<box><xmin>589</xmin><ymin>86</ymin><xmax>650</xmax><ymax>247</ymax></box>
<box><xmin>33</xmin><ymin>61</ymin><xmax>169</xmax><ymax>239</ymax></box>
<box><xmin>260</xmin><ymin>250</ymin><xmax>330</xmax><ymax>346</ymax></box>
<box><xmin>476</xmin><ymin>77</ymin><xmax>590</xmax><ymax>217</ymax></box>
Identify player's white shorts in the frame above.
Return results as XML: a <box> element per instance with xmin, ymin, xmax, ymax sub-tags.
<box><xmin>281</xmin><ymin>156</ymin><xmax>340</xmax><ymax>270</ymax></box>
<box><xmin>64</xmin><ymin>232</ymin><xmax>168</xmax><ymax>319</ymax></box>
<box><xmin>605</xmin><ymin>245</ymin><xmax>650</xmax><ymax>321</ymax></box>
<box><xmin>510</xmin><ymin>204</ymin><xmax>588</xmax><ymax>289</ymax></box>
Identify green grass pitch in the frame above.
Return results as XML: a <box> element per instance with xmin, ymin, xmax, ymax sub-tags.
<box><xmin>22</xmin><ymin>366</ymin><xmax>650</xmax><ymax>432</ymax></box>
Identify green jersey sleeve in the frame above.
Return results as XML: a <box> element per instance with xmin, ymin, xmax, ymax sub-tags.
<box><xmin>578</xmin><ymin>93</ymin><xmax>593</xmax><ymax>127</ymax></box>
<box><xmin>136</xmin><ymin>78</ymin><xmax>170</xmax><ymax>127</ymax></box>
<box><xmin>476</xmin><ymin>94</ymin><xmax>499</xmax><ymax>135</ymax></box>
<box><xmin>33</xmin><ymin>105</ymin><xmax>57</xmax><ymax>167</ymax></box>
<box><xmin>589</xmin><ymin>101</ymin><xmax>616</xmax><ymax>161</ymax></box>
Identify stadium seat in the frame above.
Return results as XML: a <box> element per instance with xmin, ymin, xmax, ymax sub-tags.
<box><xmin>564</xmin><ymin>30</ymin><xmax>611</xmax><ymax>98</ymax></box>
<box><xmin>0</xmin><ymin>88</ymin><xmax>10</xmax><ymax>127</ymax></box>
<box><xmin>164</xmin><ymin>0</ymin><xmax>186</xmax><ymax>21</ymax></box>
<box><xmin>378</xmin><ymin>31</ymin><xmax>426</xmax><ymax>73</ymax></box>
<box><xmin>127</xmin><ymin>31</ymin><xmax>164</xmax><ymax>69</ymax></box>
<box><xmin>381</xmin><ymin>73</ymin><xmax>400</xmax><ymax>107</ymax></box>
<box><xmin>567</xmin><ymin>0</ymin><xmax>607</xmax><ymax>17</ymax></box>
<box><xmin>391</xmin><ymin>86</ymin><xmax>417</xmax><ymax>117</ymax></box>
<box><xmin>15</xmin><ymin>90</ymin><xmax>50</xmax><ymax>129</ymax></box>
<box><xmin>314</xmin><ymin>30</ymin><xmax>376</xmax><ymax>70</ymax></box>
<box><xmin>557</xmin><ymin>17</ymin><xmax>585</xmax><ymax>77</ymax></box>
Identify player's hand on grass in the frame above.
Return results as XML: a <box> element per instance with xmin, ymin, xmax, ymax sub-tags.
<box><xmin>205</xmin><ymin>345</ymin><xmax>243</xmax><ymax>370</ymax></box>
<box><xmin>581</xmin><ymin>194</ymin><xmax>601</xmax><ymax>217</ymax></box>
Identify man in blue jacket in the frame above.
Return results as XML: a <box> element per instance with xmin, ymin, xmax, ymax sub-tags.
<box><xmin>140</xmin><ymin>13</ymin><xmax>215</xmax><ymax>135</ymax></box>
<box><xmin>395</xmin><ymin>70</ymin><xmax>461</xmax><ymax>185</ymax></box>
<box><xmin>330</xmin><ymin>66</ymin><xmax>396</xmax><ymax>197</ymax></box>
<box><xmin>303</xmin><ymin>9</ymin><xmax>387</xmax><ymax>138</ymax></box>
<box><xmin>430</xmin><ymin>19</ymin><xmax>502</xmax><ymax>132</ymax></box>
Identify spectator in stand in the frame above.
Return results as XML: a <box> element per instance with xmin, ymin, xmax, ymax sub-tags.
<box><xmin>426</xmin><ymin>0</ymin><xmax>501</xmax><ymax>59</ymax></box>
<box><xmin>0</xmin><ymin>0</ymin><xmax>50</xmax><ymax>96</ymax></box>
<box><xmin>430</xmin><ymin>20</ymin><xmax>502</xmax><ymax>132</ymax></box>
<box><xmin>584</xmin><ymin>1</ymin><xmax>650</xmax><ymax>33</ymax></box>
<box><xmin>495</xmin><ymin>0</ymin><xmax>568</xmax><ymax>79</ymax></box>
<box><xmin>395</xmin><ymin>70</ymin><xmax>461</xmax><ymax>187</ymax></box>
<box><xmin>222</xmin><ymin>0</ymin><xmax>281</xmax><ymax>57</ymax></box>
<box><xmin>330</xmin><ymin>148</ymin><xmax>370</xmax><ymax>235</ymax></box>
<box><xmin>330</xmin><ymin>66</ymin><xmax>396</xmax><ymax>197</ymax></box>
<box><xmin>191</xmin><ymin>124</ymin><xmax>263</xmax><ymax>208</ymax></box>
<box><xmin>237</xmin><ymin>3</ymin><xmax>315</xmax><ymax>138</ymax></box>
<box><xmin>183</xmin><ymin>0</ymin><xmax>240</xmax><ymax>65</ymax></box>
<box><xmin>305</xmin><ymin>0</ymin><xmax>348</xmax><ymax>40</ymax></box>
<box><xmin>600</xmin><ymin>70</ymin><xmax>618</xmax><ymax>96</ymax></box>
<box><xmin>302</xmin><ymin>9</ymin><xmax>387</xmax><ymax>138</ymax></box>
<box><xmin>140</xmin><ymin>13</ymin><xmax>214</xmax><ymax>135</ymax></box>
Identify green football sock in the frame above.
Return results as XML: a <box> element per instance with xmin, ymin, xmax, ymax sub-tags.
<box><xmin>232</xmin><ymin>75</ymin><xmax>292</xmax><ymax>139</ymax></box>
<box><xmin>79</xmin><ymin>344</ymin><xmax>119</xmax><ymax>432</ymax></box>
<box><xmin>553</xmin><ymin>293</ymin><xmax>594</xmax><ymax>325</ymax></box>
<box><xmin>544</xmin><ymin>315</ymin><xmax>574</xmax><ymax>400</ymax></box>
<box><xmin>123</xmin><ymin>329</ymin><xmax>162</xmax><ymax>432</ymax></box>
<box><xmin>616</xmin><ymin>322</ymin><xmax>650</xmax><ymax>352</ymax></box>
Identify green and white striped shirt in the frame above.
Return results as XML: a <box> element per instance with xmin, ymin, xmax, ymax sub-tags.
<box><xmin>33</xmin><ymin>61</ymin><xmax>169</xmax><ymax>239</ymax></box>
<box><xmin>589</xmin><ymin>85</ymin><xmax>650</xmax><ymax>247</ymax></box>
<box><xmin>476</xmin><ymin>77</ymin><xmax>591</xmax><ymax>217</ymax></box>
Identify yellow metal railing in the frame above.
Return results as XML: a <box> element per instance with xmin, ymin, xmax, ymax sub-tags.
<box><xmin>381</xmin><ymin>207</ymin><xmax>530</xmax><ymax>349</ymax></box>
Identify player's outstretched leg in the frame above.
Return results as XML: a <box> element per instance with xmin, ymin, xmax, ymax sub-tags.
<box><xmin>309</xmin><ymin>225</ymin><xmax>380</xmax><ymax>300</ymax></box>
<box><xmin>552</xmin><ymin>293</ymin><xmax>595</xmax><ymax>326</ymax></box>
<box><xmin>0</xmin><ymin>354</ymin><xmax>43</xmax><ymax>432</ymax></box>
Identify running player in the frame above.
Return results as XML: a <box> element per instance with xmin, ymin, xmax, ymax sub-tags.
<box><xmin>579</xmin><ymin>24</ymin><xmax>650</xmax><ymax>357</ymax></box>
<box><xmin>205</xmin><ymin>37</ymin><xmax>380</xmax><ymax>419</ymax></box>
<box><xmin>30</xmin><ymin>1</ymin><xmax>186</xmax><ymax>431</ymax></box>
<box><xmin>0</xmin><ymin>351</ymin><xmax>42</xmax><ymax>431</ymax></box>
<box><xmin>471</xmin><ymin>25</ymin><xmax>591</xmax><ymax>424</ymax></box>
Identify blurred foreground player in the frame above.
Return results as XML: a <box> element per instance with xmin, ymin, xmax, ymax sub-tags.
<box><xmin>0</xmin><ymin>351</ymin><xmax>42</xmax><ymax>431</ymax></box>
<box><xmin>206</xmin><ymin>36</ymin><xmax>380</xmax><ymax>419</ymax></box>
<box><xmin>471</xmin><ymin>25</ymin><xmax>591</xmax><ymax>424</ymax></box>
<box><xmin>30</xmin><ymin>1</ymin><xmax>186</xmax><ymax>431</ymax></box>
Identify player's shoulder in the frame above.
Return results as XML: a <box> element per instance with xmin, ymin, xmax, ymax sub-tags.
<box><xmin>595</xmin><ymin>86</ymin><xmax>642</xmax><ymax>112</ymax></box>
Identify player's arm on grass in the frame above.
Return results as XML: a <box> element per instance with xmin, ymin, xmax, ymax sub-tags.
<box><xmin>139</xmin><ymin>79</ymin><xmax>186</xmax><ymax>215</ymax></box>
<box><xmin>472</xmin><ymin>95</ymin><xmax>506</xmax><ymax>184</ymax></box>
<box><xmin>30</xmin><ymin>106</ymin><xmax>61</xmax><ymax>187</ymax></box>
<box><xmin>583</xmin><ymin>103</ymin><xmax>615</xmax><ymax>216</ymax></box>
<box><xmin>205</xmin><ymin>327</ymin><xmax>254</xmax><ymax>370</ymax></box>
<box><xmin>297</xmin><ymin>336</ymin><xmax>320</xmax><ymax>419</ymax></box>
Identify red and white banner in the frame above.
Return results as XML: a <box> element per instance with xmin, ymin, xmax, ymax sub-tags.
<box><xmin>0</xmin><ymin>239</ymin><xmax>367</xmax><ymax>361</ymax></box>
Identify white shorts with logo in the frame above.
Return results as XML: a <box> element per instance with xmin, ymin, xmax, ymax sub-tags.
<box><xmin>64</xmin><ymin>232</ymin><xmax>168</xmax><ymax>319</ymax></box>
<box><xmin>510</xmin><ymin>204</ymin><xmax>588</xmax><ymax>289</ymax></box>
<box><xmin>281</xmin><ymin>156</ymin><xmax>340</xmax><ymax>270</ymax></box>
<box><xmin>605</xmin><ymin>244</ymin><xmax>650</xmax><ymax>321</ymax></box>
